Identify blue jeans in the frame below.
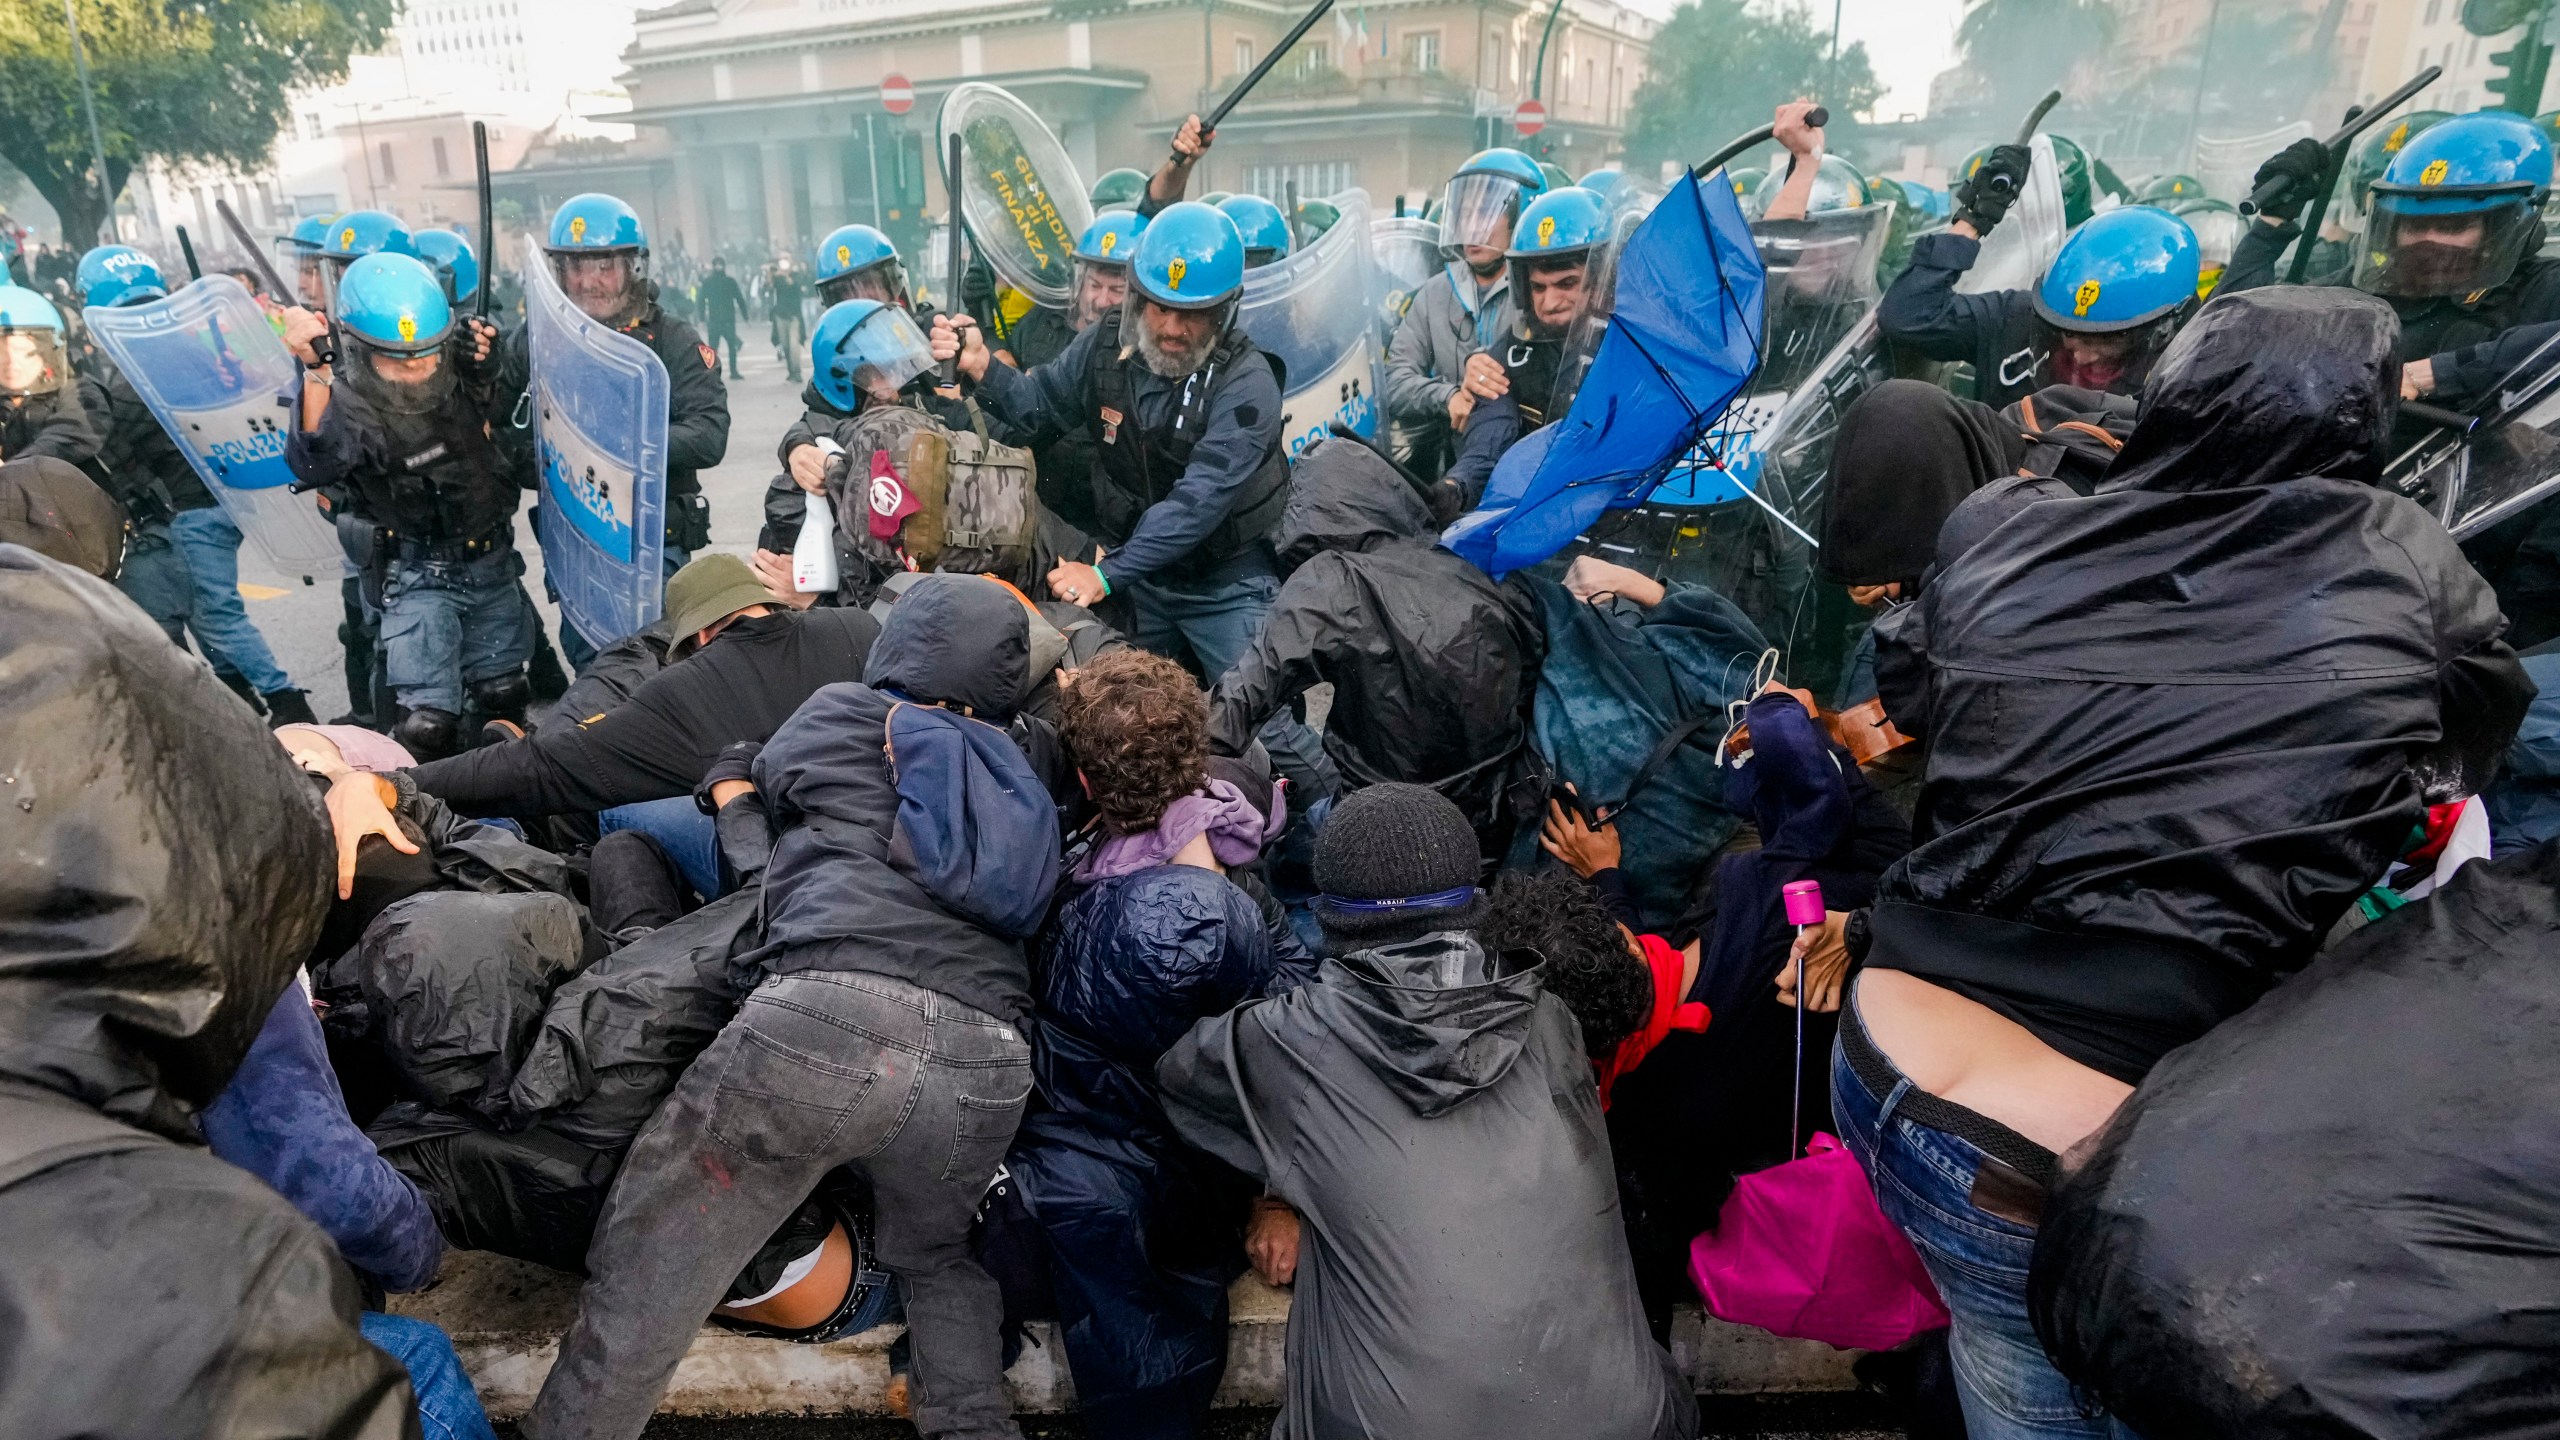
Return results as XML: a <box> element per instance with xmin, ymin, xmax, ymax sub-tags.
<box><xmin>1831</xmin><ymin>985</ymin><xmax>2137</xmax><ymax>1440</ymax></box>
<box><xmin>598</xmin><ymin>795</ymin><xmax>722</xmax><ymax>902</ymax></box>
<box><xmin>359</xmin><ymin>1312</ymin><xmax>499</xmax><ymax>1440</ymax></box>
<box><xmin>557</xmin><ymin>544</ymin><xmax>689</xmax><ymax>673</ymax></box>
<box><xmin>1123</xmin><ymin>566</ymin><xmax>1337</xmax><ymax>800</ymax></box>
<box><xmin>381</xmin><ymin>547</ymin><xmax>536</xmax><ymax>715</ymax></box>
<box><xmin>170</xmin><ymin>506</ymin><xmax>293</xmax><ymax>693</ymax></box>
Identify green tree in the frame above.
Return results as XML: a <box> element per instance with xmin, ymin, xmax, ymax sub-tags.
<box><xmin>1624</xmin><ymin>0</ymin><xmax>1885</xmax><ymax>177</ymax></box>
<box><xmin>1942</xmin><ymin>0</ymin><xmax>2114</xmax><ymax>133</ymax></box>
<box><xmin>0</xmin><ymin>0</ymin><xmax>395</xmax><ymax>245</ymax></box>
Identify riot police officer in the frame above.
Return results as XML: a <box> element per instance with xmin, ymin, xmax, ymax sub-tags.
<box><xmin>997</xmin><ymin>210</ymin><xmax>1147</xmax><ymax>527</ymax></box>
<box><xmin>813</xmin><ymin>223</ymin><xmax>910</xmax><ymax>309</ymax></box>
<box><xmin>74</xmin><ymin>244</ymin><xmax>313</xmax><ymax>724</ymax></box>
<box><xmin>933</xmin><ymin>200</ymin><xmax>1334</xmax><ymax>794</ymax></box>
<box><xmin>1442</xmin><ymin>185</ymin><xmax>1610</xmax><ymax>507</ymax></box>
<box><xmin>1879</xmin><ymin>146</ymin><xmax>2204</xmax><ymax>406</ymax></box>
<box><xmin>1218</xmin><ymin>194</ymin><xmax>1293</xmax><ymax>268</ymax></box>
<box><xmin>1384</xmin><ymin>147</ymin><xmax>1547</xmax><ymax>477</ymax></box>
<box><xmin>498</xmin><ymin>193</ymin><xmax>732</xmax><ymax>669</ymax></box>
<box><xmin>0</xmin><ymin>283</ymin><xmax>98</xmax><ymax>464</ymax></box>
<box><xmin>284</xmin><ymin>252</ymin><xmax>524</xmax><ymax>759</ymax></box>
<box><xmin>277</xmin><ymin>214</ymin><xmax>334</xmax><ymax>311</ymax></box>
<box><xmin>413</xmin><ymin>228</ymin><xmax>481</xmax><ymax>308</ymax></box>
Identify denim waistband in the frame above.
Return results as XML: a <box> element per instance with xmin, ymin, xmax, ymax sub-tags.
<box><xmin>1840</xmin><ymin>989</ymin><xmax>2059</xmax><ymax>1187</ymax></box>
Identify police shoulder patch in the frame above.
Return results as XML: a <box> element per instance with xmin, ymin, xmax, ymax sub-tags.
<box><xmin>698</xmin><ymin>343</ymin><xmax>718</xmax><ymax>370</ymax></box>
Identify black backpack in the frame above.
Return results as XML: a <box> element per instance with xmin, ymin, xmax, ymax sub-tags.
<box><xmin>2003</xmin><ymin>385</ymin><xmax>2137</xmax><ymax>494</ymax></box>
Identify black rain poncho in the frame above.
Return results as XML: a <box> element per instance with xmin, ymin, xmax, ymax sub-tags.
<box><xmin>1157</xmin><ymin>931</ymin><xmax>1696</xmax><ymax>1440</ymax></box>
<box><xmin>0</xmin><ymin>545</ymin><xmax>414</xmax><ymax>1438</ymax></box>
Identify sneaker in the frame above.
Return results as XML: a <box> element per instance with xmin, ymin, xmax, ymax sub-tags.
<box><xmin>260</xmin><ymin>688</ymin><xmax>318</xmax><ymax>727</ymax></box>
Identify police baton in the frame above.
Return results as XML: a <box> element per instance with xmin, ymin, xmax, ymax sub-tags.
<box><xmin>942</xmin><ymin>131</ymin><xmax>965</xmax><ymax>385</ymax></box>
<box><xmin>216</xmin><ymin>196</ymin><xmax>336</xmax><ymax>369</ymax></box>
<box><xmin>2240</xmin><ymin>64</ymin><xmax>2442</xmax><ymax>218</ymax></box>
<box><xmin>1177</xmin><ymin>0</ymin><xmax>1338</xmax><ymax>166</ymax></box>
<box><xmin>1690</xmin><ymin>108</ymin><xmax>1829</xmax><ymax>183</ymax></box>
<box><xmin>472</xmin><ymin>120</ymin><xmax>496</xmax><ymax>320</ymax></box>
<box><xmin>174</xmin><ymin>226</ymin><xmax>202</xmax><ymax>283</ymax></box>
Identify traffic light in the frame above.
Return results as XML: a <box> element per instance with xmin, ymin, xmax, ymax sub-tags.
<box><xmin>2488</xmin><ymin>13</ymin><xmax>2555</xmax><ymax>116</ymax></box>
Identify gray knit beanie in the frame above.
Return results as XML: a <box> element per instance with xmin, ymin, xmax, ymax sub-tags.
<box><xmin>1313</xmin><ymin>782</ymin><xmax>1485</xmax><ymax>948</ymax></box>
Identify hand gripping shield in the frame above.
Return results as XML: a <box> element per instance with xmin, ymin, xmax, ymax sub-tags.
<box><xmin>81</xmin><ymin>274</ymin><xmax>341</xmax><ymax>581</ymax></box>
<box><xmin>939</xmin><ymin>83</ymin><xmax>1094</xmax><ymax>311</ymax></box>
<box><xmin>1239</xmin><ymin>189</ymin><xmax>1386</xmax><ymax>459</ymax></box>
<box><xmin>522</xmin><ymin>236</ymin><xmax>669</xmax><ymax>648</ymax></box>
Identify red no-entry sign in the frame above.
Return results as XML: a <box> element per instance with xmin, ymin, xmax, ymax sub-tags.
<box><xmin>881</xmin><ymin>74</ymin><xmax>915</xmax><ymax>115</ymax></box>
<box><xmin>1514</xmin><ymin>99</ymin><xmax>1547</xmax><ymax>136</ymax></box>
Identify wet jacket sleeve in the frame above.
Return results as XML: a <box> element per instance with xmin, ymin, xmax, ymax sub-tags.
<box><xmin>2429</xmin><ymin>320</ymin><xmax>2560</xmax><ymax>401</ymax></box>
<box><xmin>658</xmin><ymin>316</ymin><xmax>733</xmax><ymax>475</ymax></box>
<box><xmin>1384</xmin><ymin>281</ymin><xmax>1459</xmax><ymax>422</ymax></box>
<box><xmin>1156</xmin><ymin>1007</ymin><xmax>1281</xmax><ymax>1182</ymax></box>
<box><xmin>2407</xmin><ymin>513</ymin><xmax>2537</xmax><ymax>796</ymax></box>
<box><xmin>10</xmin><ymin>386</ymin><xmax>101</xmax><ymax>464</ymax></box>
<box><xmin>410</xmin><ymin>648</ymin><xmax>733</xmax><ymax>815</ymax></box>
<box><xmin>1443</xmin><ymin>393</ymin><xmax>1526</xmax><ymax>509</ymax></box>
<box><xmin>1103</xmin><ymin>354</ymin><xmax>1286</xmax><ymax>583</ymax></box>
<box><xmin>972</xmin><ymin>319</ymin><xmax>1103</xmax><ymax>451</ymax></box>
<box><xmin>199</xmin><ymin>980</ymin><xmax>445</xmax><ymax>1293</ymax></box>
<box><xmin>1208</xmin><ymin>557</ymin><xmax>1351</xmax><ymax>757</ymax></box>
<box><xmin>1877</xmin><ymin>231</ymin><xmax>2009</xmax><ymax>363</ymax></box>
<box><xmin>2218</xmin><ymin>217</ymin><xmax>2297</xmax><ymax>296</ymax></box>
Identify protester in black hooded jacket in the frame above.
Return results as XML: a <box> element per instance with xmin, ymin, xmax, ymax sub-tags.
<box><xmin>0</xmin><ymin>546</ymin><xmax>415</xmax><ymax>1439</ymax></box>
<box><xmin>1208</xmin><ymin>435</ymin><xmax>1544</xmax><ymax>848</ymax></box>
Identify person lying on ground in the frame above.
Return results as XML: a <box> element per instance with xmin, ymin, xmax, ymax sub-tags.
<box><xmin>1157</xmin><ymin>782</ymin><xmax>1698</xmax><ymax>1440</ymax></box>
<box><xmin>1477</xmin><ymin>866</ymin><xmax>1704</xmax><ymax>1111</ymax></box>
<box><xmin>1010</xmin><ymin>648</ymin><xmax>1314</xmax><ymax>1440</ymax></box>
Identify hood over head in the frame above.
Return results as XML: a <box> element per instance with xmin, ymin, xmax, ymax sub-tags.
<box><xmin>1821</xmin><ymin>379</ymin><xmax>2015</xmax><ymax>588</ymax></box>
<box><xmin>1274</xmin><ymin>434</ymin><xmax>1436</xmax><ymax>574</ymax></box>
<box><xmin>863</xmin><ymin>572</ymin><xmax>1031</xmax><ymax>721</ymax></box>
<box><xmin>0</xmin><ymin>546</ymin><xmax>331</xmax><ymax>1137</ymax></box>
<box><xmin>2103</xmin><ymin>288</ymin><xmax>2399</xmax><ymax>495</ymax></box>
<box><xmin>1320</xmin><ymin>932</ymin><xmax>1541</xmax><ymax>1117</ymax></box>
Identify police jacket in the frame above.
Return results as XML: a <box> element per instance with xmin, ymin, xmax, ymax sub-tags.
<box><xmin>0</xmin><ymin>550</ymin><xmax>416</xmax><ymax>1439</ymax></box>
<box><xmin>1869</xmin><ymin>290</ymin><xmax>2533</xmax><ymax>1085</ymax></box>
<box><xmin>1384</xmin><ymin>265</ymin><xmax>1506</xmax><ymax>426</ymax></box>
<box><xmin>0</xmin><ymin>384</ymin><xmax>100</xmax><ymax>468</ymax></box>
<box><xmin>493</xmin><ymin>300</ymin><xmax>733</xmax><ymax>508</ymax></box>
<box><xmin>2223</xmin><ymin>215</ymin><xmax>2560</xmax><ymax>360</ymax></box>
<box><xmin>974</xmin><ymin>309</ymin><xmax>1288</xmax><ymax>587</ymax></box>
<box><xmin>1000</xmin><ymin>307</ymin><xmax>1102</xmax><ymax>527</ymax></box>
<box><xmin>286</xmin><ymin>362</ymin><xmax>520</xmax><ymax>555</ymax></box>
<box><xmin>1878</xmin><ymin>230</ymin><xmax>2132</xmax><ymax>409</ymax></box>
<box><xmin>77</xmin><ymin>358</ymin><xmax>214</xmax><ymax>519</ymax></box>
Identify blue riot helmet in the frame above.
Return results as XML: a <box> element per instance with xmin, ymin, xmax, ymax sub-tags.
<box><xmin>77</xmin><ymin>245</ymin><xmax>168</xmax><ymax>309</ymax></box>
<box><xmin>2359</xmin><ymin>111</ymin><xmax>2555</xmax><ymax>300</ymax></box>
<box><xmin>1070</xmin><ymin>210</ymin><xmax>1146</xmax><ymax>329</ymax></box>
<box><xmin>277</xmin><ymin>214</ymin><xmax>333</xmax><ymax>308</ymax></box>
<box><xmin>0</xmin><ymin>283</ymin><xmax>69</xmax><ymax>397</ymax></box>
<box><xmin>544</xmin><ymin>193</ymin><xmax>650</xmax><ymax>323</ymax></box>
<box><xmin>318</xmin><ymin>209</ymin><xmax>418</xmax><ymax>315</ymax></box>
<box><xmin>1577</xmin><ymin>166</ymin><xmax>1625</xmax><ymax>201</ymax></box>
<box><xmin>814</xmin><ymin>223</ymin><xmax>905</xmax><ymax>307</ymax></box>
<box><xmin>1441</xmin><ymin>147</ymin><xmax>1550</xmax><ymax>252</ymax></box>
<box><xmin>336</xmin><ymin>252</ymin><xmax>454</xmax><ymax>358</ymax></box>
<box><xmin>1129</xmin><ymin>201</ymin><xmax>1246</xmax><ymax>311</ymax></box>
<box><xmin>411</xmin><ymin>229</ymin><xmax>480</xmax><ymax>307</ymax></box>
<box><xmin>1218</xmin><ymin>194</ymin><xmax>1293</xmax><ymax>267</ymax></box>
<box><xmin>1506</xmin><ymin>186</ymin><xmax>1610</xmax><ymax>340</ymax></box>
<box><xmin>2030</xmin><ymin>205</ymin><xmax>2200</xmax><ymax>392</ymax></box>
<box><xmin>810</xmin><ymin>298</ymin><xmax>935</xmax><ymax>411</ymax></box>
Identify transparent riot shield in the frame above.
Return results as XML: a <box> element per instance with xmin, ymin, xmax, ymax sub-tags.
<box><xmin>939</xmin><ymin>84</ymin><xmax>1092</xmax><ymax>311</ymax></box>
<box><xmin>1240</xmin><ymin>189</ymin><xmax>1385</xmax><ymax>459</ymax></box>
<box><xmin>522</xmin><ymin>236</ymin><xmax>668</xmax><ymax>649</ymax></box>
<box><xmin>81</xmin><ymin>274</ymin><xmax>341</xmax><ymax>582</ymax></box>
<box><xmin>2387</xmin><ymin>334</ymin><xmax>2560</xmax><ymax>541</ymax></box>
<box><xmin>1370</xmin><ymin>215</ymin><xmax>1444</xmax><ymax>343</ymax></box>
<box><xmin>1958</xmin><ymin>135</ymin><xmax>2067</xmax><ymax>297</ymax></box>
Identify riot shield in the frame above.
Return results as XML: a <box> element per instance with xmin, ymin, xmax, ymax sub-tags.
<box><xmin>521</xmin><ymin>236</ymin><xmax>668</xmax><ymax>649</ymax></box>
<box><xmin>1958</xmin><ymin>135</ymin><xmax>2067</xmax><ymax>297</ymax></box>
<box><xmin>1370</xmin><ymin>215</ymin><xmax>1443</xmax><ymax>343</ymax></box>
<box><xmin>1240</xmin><ymin>189</ymin><xmax>1385</xmax><ymax>459</ymax></box>
<box><xmin>939</xmin><ymin>84</ymin><xmax>1092</xmax><ymax>311</ymax></box>
<box><xmin>81</xmin><ymin>274</ymin><xmax>341</xmax><ymax>582</ymax></box>
<box><xmin>2387</xmin><ymin>336</ymin><xmax>2560</xmax><ymax>541</ymax></box>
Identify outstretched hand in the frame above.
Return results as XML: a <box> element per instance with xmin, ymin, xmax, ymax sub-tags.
<box><xmin>324</xmin><ymin>771</ymin><xmax>417</xmax><ymax>900</ymax></box>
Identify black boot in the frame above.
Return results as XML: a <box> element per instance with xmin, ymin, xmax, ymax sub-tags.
<box><xmin>261</xmin><ymin>688</ymin><xmax>318</xmax><ymax>727</ymax></box>
<box><xmin>216</xmin><ymin>668</ymin><xmax>266</xmax><ymax>716</ymax></box>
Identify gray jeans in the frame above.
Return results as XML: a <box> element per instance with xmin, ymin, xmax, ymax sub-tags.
<box><xmin>523</xmin><ymin>969</ymin><xmax>1034</xmax><ymax>1440</ymax></box>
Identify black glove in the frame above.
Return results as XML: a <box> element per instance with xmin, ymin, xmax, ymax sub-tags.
<box><xmin>2250</xmin><ymin>137</ymin><xmax>2331</xmax><ymax>224</ymax></box>
<box><xmin>451</xmin><ymin>316</ymin><xmax>501</xmax><ymax>383</ymax></box>
<box><xmin>1954</xmin><ymin>143</ymin><xmax>2033</xmax><ymax>234</ymax></box>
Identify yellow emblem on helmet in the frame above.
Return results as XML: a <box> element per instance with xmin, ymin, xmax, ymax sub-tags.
<box><xmin>2422</xmin><ymin>159</ymin><xmax>2450</xmax><ymax>187</ymax></box>
<box><xmin>836</xmin><ymin>244</ymin><xmax>851</xmax><ymax>266</ymax></box>
<box><xmin>398</xmin><ymin>314</ymin><xmax>417</xmax><ymax>344</ymax></box>
<box><xmin>1537</xmin><ymin>215</ymin><xmax>1557</xmax><ymax>247</ymax></box>
<box><xmin>1166</xmin><ymin>256</ymin><xmax>1187</xmax><ymax>291</ymax></box>
<box><xmin>570</xmin><ymin>215</ymin><xmax>589</xmax><ymax>242</ymax></box>
<box><xmin>1100</xmin><ymin>231</ymin><xmax>1118</xmax><ymax>256</ymax></box>
<box><xmin>2073</xmin><ymin>279</ymin><xmax>2101</xmax><ymax>318</ymax></box>
<box><xmin>339</xmin><ymin>227</ymin><xmax>356</xmax><ymax>249</ymax></box>
<box><xmin>2387</xmin><ymin>121</ymin><xmax>2411</xmax><ymax>152</ymax></box>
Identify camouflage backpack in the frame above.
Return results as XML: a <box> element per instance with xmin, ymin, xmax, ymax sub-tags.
<box><xmin>824</xmin><ymin>399</ymin><xmax>1041</xmax><ymax>579</ymax></box>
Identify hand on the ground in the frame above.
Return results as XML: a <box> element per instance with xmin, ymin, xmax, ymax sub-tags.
<box><xmin>1540</xmin><ymin>792</ymin><xmax>1622</xmax><ymax>877</ymax></box>
<box><xmin>1462</xmin><ymin>351</ymin><xmax>1509</xmax><ymax>401</ymax></box>
<box><xmin>750</xmin><ymin>547</ymin><xmax>821</xmax><ymax>608</ymax></box>
<box><xmin>1562</xmin><ymin>555</ymin><xmax>1666</xmax><ymax>607</ymax></box>
<box><xmin>1245</xmin><ymin>1195</ymin><xmax>1301</xmax><ymax>1287</ymax></box>
<box><xmin>786</xmin><ymin>443</ymin><xmax>828</xmax><ymax>494</ymax></box>
<box><xmin>2403</xmin><ymin>358</ymin><xmax>2435</xmax><ymax>400</ymax></box>
<box><xmin>281</xmin><ymin>307</ymin><xmax>331</xmax><ymax>365</ymax></box>
<box><xmin>1777</xmin><ymin>910</ymin><xmax>1851</xmax><ymax>1014</ymax></box>
<box><xmin>1048</xmin><ymin>558</ymin><xmax>1107</xmax><ymax>607</ymax></box>
<box><xmin>326</xmin><ymin>771</ymin><xmax>415</xmax><ymax>900</ymax></box>
<box><xmin>1773</xmin><ymin>99</ymin><xmax>1826</xmax><ymax>161</ymax></box>
<box><xmin>1446</xmin><ymin>386</ymin><xmax>1476</xmax><ymax>430</ymax></box>
<box><xmin>927</xmin><ymin>312</ymin><xmax>989</xmax><ymax>382</ymax></box>
<box><xmin>2250</xmin><ymin>137</ymin><xmax>2330</xmax><ymax>224</ymax></box>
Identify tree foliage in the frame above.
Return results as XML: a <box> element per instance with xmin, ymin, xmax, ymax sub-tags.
<box><xmin>1624</xmin><ymin>0</ymin><xmax>1886</xmax><ymax>176</ymax></box>
<box><xmin>0</xmin><ymin>0</ymin><xmax>396</xmax><ymax>244</ymax></box>
<box><xmin>1937</xmin><ymin>0</ymin><xmax>2115</xmax><ymax>134</ymax></box>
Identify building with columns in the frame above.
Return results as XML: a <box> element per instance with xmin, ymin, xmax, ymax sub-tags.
<box><xmin>621</xmin><ymin>0</ymin><xmax>1655</xmax><ymax>265</ymax></box>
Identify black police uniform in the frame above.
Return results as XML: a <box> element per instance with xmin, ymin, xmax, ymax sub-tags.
<box><xmin>0</xmin><ymin>385</ymin><xmax>100</xmax><ymax>465</ymax></box>
<box><xmin>2221</xmin><ymin>217</ymin><xmax>2560</xmax><ymax>359</ymax></box>
<box><xmin>1876</xmin><ymin>231</ymin><xmax>2149</xmax><ymax>409</ymax></box>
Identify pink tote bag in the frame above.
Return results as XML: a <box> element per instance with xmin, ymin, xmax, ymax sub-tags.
<box><xmin>1688</xmin><ymin>1132</ymin><xmax>1950</xmax><ymax>1351</ymax></box>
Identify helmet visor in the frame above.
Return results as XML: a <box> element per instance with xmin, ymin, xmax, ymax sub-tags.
<box><xmin>2356</xmin><ymin>195</ymin><xmax>2539</xmax><ymax>299</ymax></box>
<box><xmin>1070</xmin><ymin>258</ymin><xmax>1130</xmax><ymax>330</ymax></box>
<box><xmin>0</xmin><ymin>328</ymin><xmax>67</xmax><ymax>396</ymax></box>
<box><xmin>549</xmin><ymin>250</ymin><xmax>650</xmax><ymax>322</ymax></box>
<box><xmin>826</xmin><ymin>306</ymin><xmax>936</xmax><ymax>400</ymax></box>
<box><xmin>1439</xmin><ymin>172</ymin><xmax>1527</xmax><ymax>251</ymax></box>
<box><xmin>818</xmin><ymin>258</ymin><xmax>904</xmax><ymax>309</ymax></box>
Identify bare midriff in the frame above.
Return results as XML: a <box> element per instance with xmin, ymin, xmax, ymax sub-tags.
<box><xmin>1854</xmin><ymin>969</ymin><xmax>2133</xmax><ymax>1158</ymax></box>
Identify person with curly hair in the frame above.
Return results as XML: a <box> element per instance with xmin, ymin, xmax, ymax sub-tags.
<box><xmin>1011</xmin><ymin>648</ymin><xmax>1313</xmax><ymax>1440</ymax></box>
<box><xmin>1482</xmin><ymin>866</ymin><xmax>1708</xmax><ymax>1110</ymax></box>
